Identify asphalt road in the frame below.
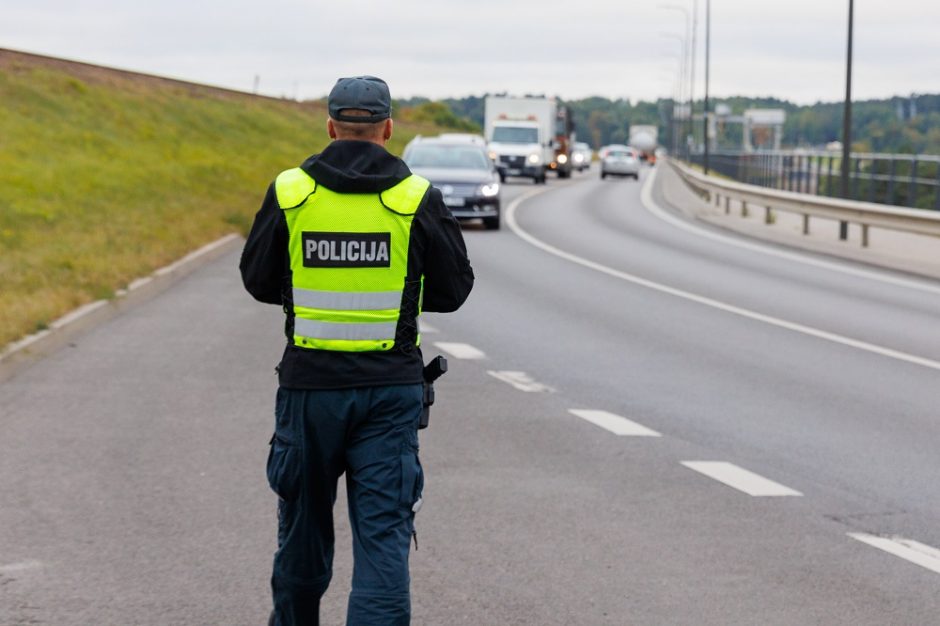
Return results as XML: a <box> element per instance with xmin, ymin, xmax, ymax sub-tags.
<box><xmin>2</xmin><ymin>166</ymin><xmax>939</xmax><ymax>625</ymax></box>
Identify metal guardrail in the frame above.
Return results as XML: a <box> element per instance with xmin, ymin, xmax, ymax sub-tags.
<box><xmin>668</xmin><ymin>158</ymin><xmax>940</xmax><ymax>247</ymax></box>
<box><xmin>685</xmin><ymin>150</ymin><xmax>940</xmax><ymax>211</ymax></box>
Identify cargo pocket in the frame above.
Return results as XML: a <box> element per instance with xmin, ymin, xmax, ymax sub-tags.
<box><xmin>267</xmin><ymin>432</ymin><xmax>302</xmax><ymax>501</ymax></box>
<box><xmin>399</xmin><ymin>444</ymin><xmax>425</xmax><ymax>513</ymax></box>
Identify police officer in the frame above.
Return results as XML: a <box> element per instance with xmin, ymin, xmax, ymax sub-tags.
<box><xmin>240</xmin><ymin>76</ymin><xmax>474</xmax><ymax>625</ymax></box>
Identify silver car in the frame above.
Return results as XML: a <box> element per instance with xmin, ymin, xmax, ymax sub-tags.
<box><xmin>600</xmin><ymin>147</ymin><xmax>640</xmax><ymax>180</ymax></box>
<box><xmin>571</xmin><ymin>142</ymin><xmax>592</xmax><ymax>171</ymax></box>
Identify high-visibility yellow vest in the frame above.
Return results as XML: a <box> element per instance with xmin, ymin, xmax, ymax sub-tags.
<box><xmin>274</xmin><ymin>167</ymin><xmax>430</xmax><ymax>352</ymax></box>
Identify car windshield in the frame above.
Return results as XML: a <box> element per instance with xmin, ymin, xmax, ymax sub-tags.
<box><xmin>609</xmin><ymin>150</ymin><xmax>633</xmax><ymax>159</ymax></box>
<box><xmin>406</xmin><ymin>145</ymin><xmax>491</xmax><ymax>170</ymax></box>
<box><xmin>491</xmin><ymin>126</ymin><xmax>539</xmax><ymax>144</ymax></box>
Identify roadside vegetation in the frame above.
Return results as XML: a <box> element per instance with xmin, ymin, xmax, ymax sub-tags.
<box><xmin>0</xmin><ymin>54</ymin><xmax>451</xmax><ymax>347</ymax></box>
<box><xmin>401</xmin><ymin>93</ymin><xmax>940</xmax><ymax>154</ymax></box>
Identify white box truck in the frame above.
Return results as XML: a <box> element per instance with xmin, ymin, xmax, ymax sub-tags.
<box><xmin>485</xmin><ymin>96</ymin><xmax>567</xmax><ymax>184</ymax></box>
<box><xmin>628</xmin><ymin>125</ymin><xmax>659</xmax><ymax>164</ymax></box>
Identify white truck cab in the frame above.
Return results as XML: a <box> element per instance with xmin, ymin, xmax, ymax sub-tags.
<box><xmin>484</xmin><ymin>96</ymin><xmax>559</xmax><ymax>184</ymax></box>
<box><xmin>487</xmin><ymin>119</ymin><xmax>549</xmax><ymax>183</ymax></box>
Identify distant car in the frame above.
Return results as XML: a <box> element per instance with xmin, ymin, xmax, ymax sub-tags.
<box><xmin>598</xmin><ymin>144</ymin><xmax>631</xmax><ymax>160</ymax></box>
<box><xmin>600</xmin><ymin>147</ymin><xmax>640</xmax><ymax>180</ymax></box>
<box><xmin>403</xmin><ymin>137</ymin><xmax>501</xmax><ymax>230</ymax></box>
<box><xmin>571</xmin><ymin>142</ymin><xmax>592</xmax><ymax>171</ymax></box>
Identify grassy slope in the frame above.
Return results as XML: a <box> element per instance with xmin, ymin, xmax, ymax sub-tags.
<box><xmin>0</xmin><ymin>55</ymin><xmax>443</xmax><ymax>347</ymax></box>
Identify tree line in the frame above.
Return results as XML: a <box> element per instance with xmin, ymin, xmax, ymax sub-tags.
<box><xmin>395</xmin><ymin>93</ymin><xmax>940</xmax><ymax>155</ymax></box>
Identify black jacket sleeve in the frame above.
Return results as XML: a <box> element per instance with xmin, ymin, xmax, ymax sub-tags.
<box><xmin>414</xmin><ymin>187</ymin><xmax>474</xmax><ymax>312</ymax></box>
<box><xmin>240</xmin><ymin>184</ymin><xmax>288</xmax><ymax>305</ymax></box>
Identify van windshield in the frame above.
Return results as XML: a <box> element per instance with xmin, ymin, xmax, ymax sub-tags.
<box><xmin>492</xmin><ymin>126</ymin><xmax>539</xmax><ymax>144</ymax></box>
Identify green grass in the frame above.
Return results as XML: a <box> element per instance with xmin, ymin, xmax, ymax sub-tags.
<box><xmin>0</xmin><ymin>58</ymin><xmax>446</xmax><ymax>347</ymax></box>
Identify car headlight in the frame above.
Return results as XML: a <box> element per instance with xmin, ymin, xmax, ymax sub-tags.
<box><xmin>479</xmin><ymin>183</ymin><xmax>500</xmax><ymax>197</ymax></box>
<box><xmin>527</xmin><ymin>153</ymin><xmax>541</xmax><ymax>164</ymax></box>
<box><xmin>557</xmin><ymin>154</ymin><xmax>568</xmax><ymax>164</ymax></box>
<box><xmin>488</xmin><ymin>151</ymin><xmax>498</xmax><ymax>161</ymax></box>
<box><xmin>573</xmin><ymin>153</ymin><xmax>584</xmax><ymax>163</ymax></box>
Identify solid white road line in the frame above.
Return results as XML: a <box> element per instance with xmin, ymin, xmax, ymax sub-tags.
<box><xmin>505</xmin><ymin>190</ymin><xmax>940</xmax><ymax>373</ymax></box>
<box><xmin>0</xmin><ymin>560</ymin><xmax>42</xmax><ymax>574</ymax></box>
<box><xmin>681</xmin><ymin>461</ymin><xmax>803</xmax><ymax>496</ymax></box>
<box><xmin>419</xmin><ymin>321</ymin><xmax>439</xmax><ymax>334</ymax></box>
<box><xmin>641</xmin><ymin>168</ymin><xmax>940</xmax><ymax>297</ymax></box>
<box><xmin>433</xmin><ymin>342</ymin><xmax>486</xmax><ymax>360</ymax></box>
<box><xmin>487</xmin><ymin>370</ymin><xmax>555</xmax><ymax>392</ymax></box>
<box><xmin>848</xmin><ymin>533</ymin><xmax>940</xmax><ymax>575</ymax></box>
<box><xmin>568</xmin><ymin>409</ymin><xmax>661</xmax><ymax>436</ymax></box>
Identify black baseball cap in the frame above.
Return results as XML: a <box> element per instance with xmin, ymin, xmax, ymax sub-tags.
<box><xmin>328</xmin><ymin>76</ymin><xmax>391</xmax><ymax>123</ymax></box>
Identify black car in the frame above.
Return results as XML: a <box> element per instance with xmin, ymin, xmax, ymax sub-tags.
<box><xmin>403</xmin><ymin>137</ymin><xmax>501</xmax><ymax>230</ymax></box>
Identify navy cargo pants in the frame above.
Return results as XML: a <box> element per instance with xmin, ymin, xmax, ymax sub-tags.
<box><xmin>267</xmin><ymin>384</ymin><xmax>425</xmax><ymax>626</ymax></box>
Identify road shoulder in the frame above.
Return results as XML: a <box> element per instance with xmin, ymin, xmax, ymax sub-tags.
<box><xmin>0</xmin><ymin>233</ymin><xmax>243</xmax><ymax>383</ymax></box>
<box><xmin>653</xmin><ymin>162</ymin><xmax>940</xmax><ymax>283</ymax></box>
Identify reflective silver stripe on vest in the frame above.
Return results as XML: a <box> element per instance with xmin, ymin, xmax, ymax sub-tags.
<box><xmin>294</xmin><ymin>318</ymin><xmax>398</xmax><ymax>341</ymax></box>
<box><xmin>292</xmin><ymin>288</ymin><xmax>402</xmax><ymax>311</ymax></box>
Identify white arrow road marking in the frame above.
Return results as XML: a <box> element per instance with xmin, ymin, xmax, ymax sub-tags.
<box><xmin>568</xmin><ymin>409</ymin><xmax>661</xmax><ymax>436</ymax></box>
<box><xmin>487</xmin><ymin>370</ymin><xmax>555</xmax><ymax>392</ymax></box>
<box><xmin>848</xmin><ymin>533</ymin><xmax>940</xmax><ymax>575</ymax></box>
<box><xmin>433</xmin><ymin>342</ymin><xmax>485</xmax><ymax>360</ymax></box>
<box><xmin>681</xmin><ymin>461</ymin><xmax>803</xmax><ymax>497</ymax></box>
<box><xmin>419</xmin><ymin>321</ymin><xmax>439</xmax><ymax>334</ymax></box>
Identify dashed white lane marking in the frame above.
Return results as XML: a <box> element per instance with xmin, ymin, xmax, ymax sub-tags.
<box><xmin>487</xmin><ymin>370</ymin><xmax>555</xmax><ymax>392</ymax></box>
<box><xmin>640</xmin><ymin>168</ymin><xmax>940</xmax><ymax>297</ymax></box>
<box><xmin>848</xmin><ymin>533</ymin><xmax>940</xmax><ymax>575</ymax></box>
<box><xmin>505</xmin><ymin>191</ymin><xmax>940</xmax><ymax>373</ymax></box>
<box><xmin>568</xmin><ymin>409</ymin><xmax>661</xmax><ymax>436</ymax></box>
<box><xmin>419</xmin><ymin>321</ymin><xmax>439</xmax><ymax>334</ymax></box>
<box><xmin>681</xmin><ymin>461</ymin><xmax>803</xmax><ymax>497</ymax></box>
<box><xmin>433</xmin><ymin>342</ymin><xmax>485</xmax><ymax>360</ymax></box>
<box><xmin>0</xmin><ymin>560</ymin><xmax>42</xmax><ymax>574</ymax></box>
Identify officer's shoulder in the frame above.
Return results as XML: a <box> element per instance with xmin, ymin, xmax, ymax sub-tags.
<box><xmin>408</xmin><ymin>172</ymin><xmax>430</xmax><ymax>187</ymax></box>
<box><xmin>380</xmin><ymin>175</ymin><xmax>432</xmax><ymax>216</ymax></box>
<box><xmin>274</xmin><ymin>168</ymin><xmax>316</xmax><ymax>210</ymax></box>
<box><xmin>403</xmin><ymin>174</ymin><xmax>436</xmax><ymax>205</ymax></box>
<box><xmin>401</xmin><ymin>173</ymin><xmax>431</xmax><ymax>196</ymax></box>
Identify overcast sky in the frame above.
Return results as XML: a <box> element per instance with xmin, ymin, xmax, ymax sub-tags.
<box><xmin>3</xmin><ymin>1</ymin><xmax>939</xmax><ymax>105</ymax></box>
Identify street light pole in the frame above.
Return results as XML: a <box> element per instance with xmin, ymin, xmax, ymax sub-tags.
<box><xmin>660</xmin><ymin>4</ymin><xmax>691</xmax><ymax>160</ymax></box>
<box><xmin>703</xmin><ymin>0</ymin><xmax>711</xmax><ymax>175</ymax></box>
<box><xmin>839</xmin><ymin>0</ymin><xmax>854</xmax><ymax>240</ymax></box>
<box><xmin>689</xmin><ymin>0</ymin><xmax>698</xmax><ymax>162</ymax></box>
<box><xmin>662</xmin><ymin>46</ymin><xmax>685</xmax><ymax>156</ymax></box>
<box><xmin>661</xmin><ymin>33</ymin><xmax>687</xmax><ymax>112</ymax></box>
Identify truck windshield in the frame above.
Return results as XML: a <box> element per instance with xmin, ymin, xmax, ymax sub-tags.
<box><xmin>492</xmin><ymin>126</ymin><xmax>539</xmax><ymax>144</ymax></box>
